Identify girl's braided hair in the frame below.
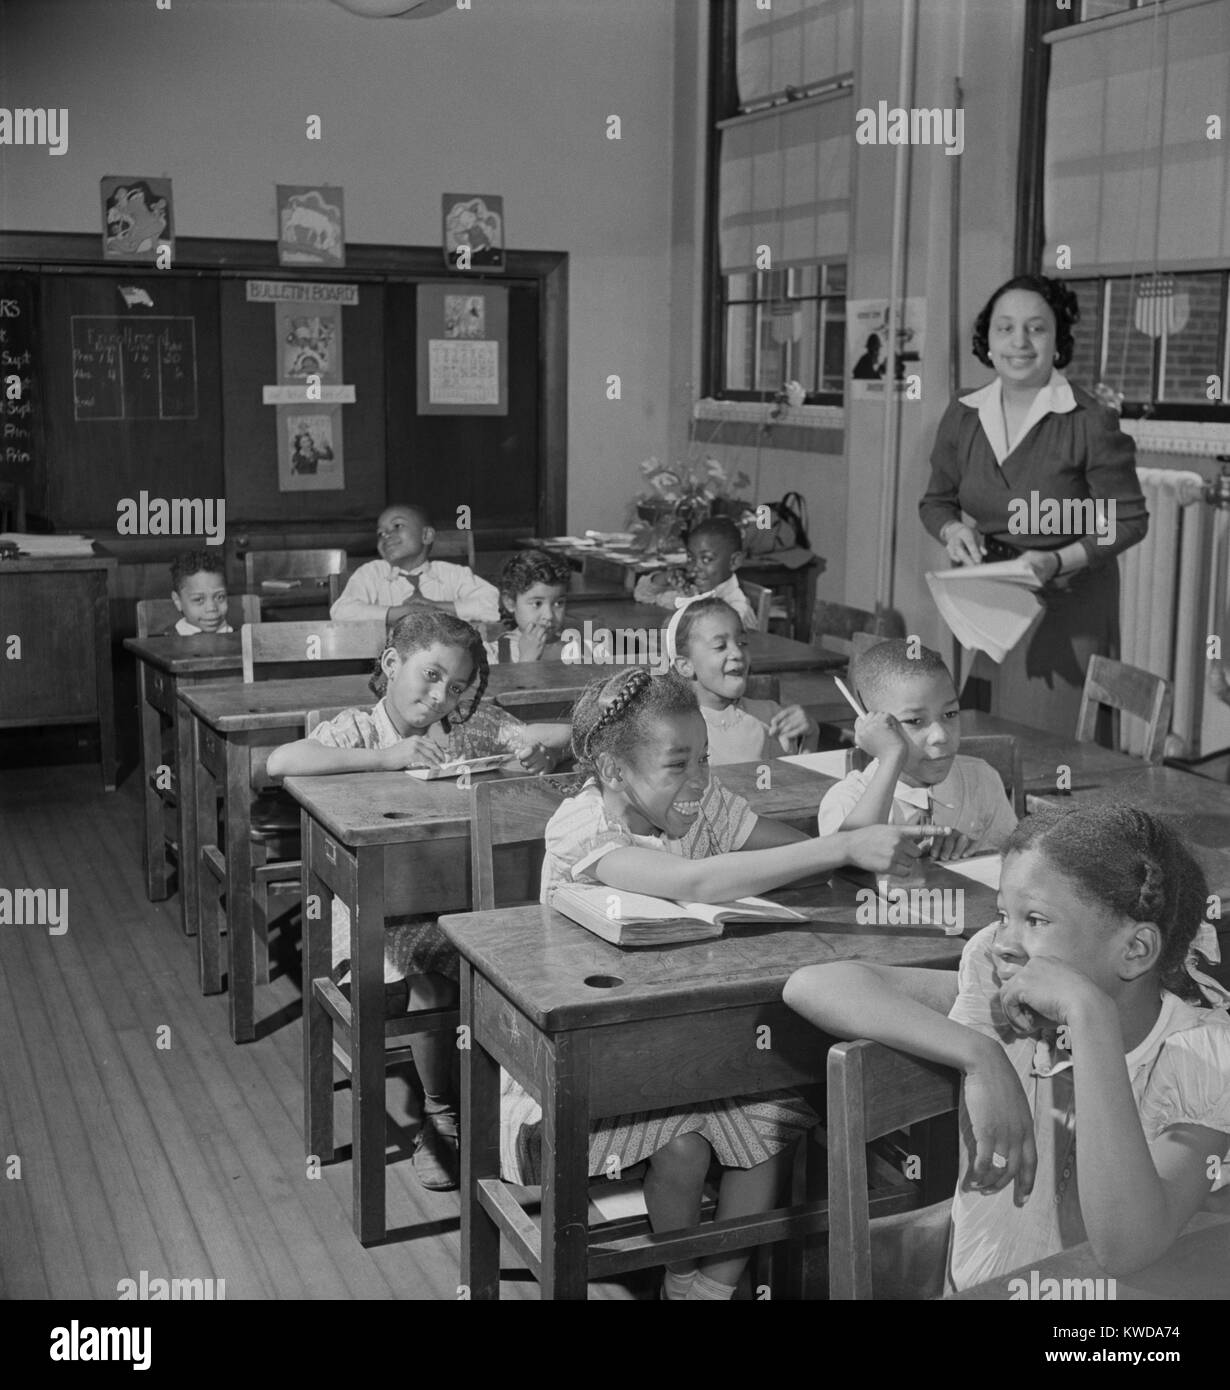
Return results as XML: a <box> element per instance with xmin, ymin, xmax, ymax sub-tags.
<box><xmin>570</xmin><ymin>668</ymin><xmax>700</xmax><ymax>773</ymax></box>
<box><xmin>368</xmin><ymin>609</ymin><xmax>489</xmax><ymax>728</ymax></box>
<box><xmin>1003</xmin><ymin>803</ymin><xmax>1213</xmax><ymax>1004</ymax></box>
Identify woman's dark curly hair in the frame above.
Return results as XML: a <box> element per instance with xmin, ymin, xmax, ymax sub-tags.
<box><xmin>972</xmin><ymin>274</ymin><xmax>1080</xmax><ymax>371</ymax></box>
<box><xmin>496</xmin><ymin>549</ymin><xmax>573</xmax><ymax>629</ymax></box>
<box><xmin>1003</xmin><ymin>803</ymin><xmax>1214</xmax><ymax>1005</ymax></box>
<box><xmin>570</xmin><ymin>668</ymin><xmax>699</xmax><ymax>774</ymax></box>
<box><xmin>368</xmin><ymin>609</ymin><xmax>488</xmax><ymax>728</ymax></box>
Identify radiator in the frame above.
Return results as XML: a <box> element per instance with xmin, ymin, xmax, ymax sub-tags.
<box><xmin>1119</xmin><ymin>467</ymin><xmax>1226</xmax><ymax>759</ymax></box>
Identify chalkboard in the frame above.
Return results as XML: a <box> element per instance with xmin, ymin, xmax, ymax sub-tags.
<box><xmin>71</xmin><ymin>316</ymin><xmax>198</xmax><ymax>421</ymax></box>
<box><xmin>0</xmin><ymin>272</ymin><xmax>46</xmax><ymax>516</ymax></box>
<box><xmin>42</xmin><ymin>274</ymin><xmax>222</xmax><ymax>529</ymax></box>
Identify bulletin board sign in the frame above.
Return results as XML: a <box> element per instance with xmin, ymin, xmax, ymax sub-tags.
<box><xmin>415</xmin><ymin>282</ymin><xmax>508</xmax><ymax>416</ymax></box>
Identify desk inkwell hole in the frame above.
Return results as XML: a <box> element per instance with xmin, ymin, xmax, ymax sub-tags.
<box><xmin>382</xmin><ymin>811</ymin><xmax>413</xmax><ymax>819</ymax></box>
<box><xmin>584</xmin><ymin>974</ymin><xmax>623</xmax><ymax>990</ymax></box>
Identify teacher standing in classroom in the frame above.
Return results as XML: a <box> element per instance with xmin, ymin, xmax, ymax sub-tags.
<box><xmin>919</xmin><ymin>274</ymin><xmax>1148</xmax><ymax>737</ymax></box>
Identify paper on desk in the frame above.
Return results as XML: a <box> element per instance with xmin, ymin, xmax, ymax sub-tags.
<box><xmin>779</xmin><ymin>750</ymin><xmax>849</xmax><ymax>778</ymax></box>
<box><xmin>940</xmin><ymin>853</ymin><xmax>1002</xmax><ymax>890</ymax></box>
<box><xmin>926</xmin><ymin>559</ymin><xmax>1042</xmax><ymax>664</ymax></box>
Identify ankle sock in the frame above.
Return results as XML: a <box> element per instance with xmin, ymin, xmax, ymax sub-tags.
<box><xmin>662</xmin><ymin>1268</ymin><xmax>696</xmax><ymax>1301</ymax></box>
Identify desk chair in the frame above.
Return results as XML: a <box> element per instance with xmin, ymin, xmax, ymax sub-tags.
<box><xmin>739</xmin><ymin>580</ymin><xmax>773</xmax><ymax>634</ymax></box>
<box><xmin>469</xmin><ymin>773</ymin><xmax>831</xmax><ymax>1296</ymax></box>
<box><xmin>135</xmin><ymin>595</ymin><xmax>263</xmax><ymax>900</ymax></box>
<box><xmin>429</xmin><ymin>528</ymin><xmax>478</xmax><ymax>568</ymax></box>
<box><xmin>847</xmin><ymin>733</ymin><xmax>1025</xmax><ymax>819</ymax></box>
<box><xmin>810</xmin><ymin>600</ymin><xmax>905</xmax><ymax>660</ymax></box>
<box><xmin>827</xmin><ymin>1038</ymin><xmax>960</xmax><ymax>1299</ymax></box>
<box><xmin>243</xmin><ymin>546</ymin><xmax>347</xmax><ymax>592</ymax></box>
<box><xmin>197</xmin><ymin>621</ymin><xmax>386</xmax><ymax>1001</ymax></box>
<box><xmin>1076</xmin><ymin>655</ymin><xmax>1173</xmax><ymax>765</ymax></box>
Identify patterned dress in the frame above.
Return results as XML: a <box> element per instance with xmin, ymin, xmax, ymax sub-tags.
<box><xmin>500</xmin><ymin>779</ymin><xmax>819</xmax><ymax>1184</ymax></box>
<box><xmin>310</xmin><ymin>698</ymin><xmax>531</xmax><ymax>983</ymax></box>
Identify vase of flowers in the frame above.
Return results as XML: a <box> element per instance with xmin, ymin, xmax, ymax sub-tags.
<box><xmin>629</xmin><ymin>456</ymin><xmax>751</xmax><ymax>553</ymax></box>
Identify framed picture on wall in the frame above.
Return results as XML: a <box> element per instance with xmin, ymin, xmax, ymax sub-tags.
<box><xmin>442</xmin><ymin>193</ymin><xmax>504</xmax><ymax>272</ymax></box>
<box><xmin>100</xmin><ymin>176</ymin><xmax>174</xmax><ymax>263</ymax></box>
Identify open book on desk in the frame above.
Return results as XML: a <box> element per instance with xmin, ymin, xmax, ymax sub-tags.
<box><xmin>926</xmin><ymin>558</ymin><xmax>1042</xmax><ymax>664</ymax></box>
<box><xmin>552</xmin><ymin>884</ymin><xmax>809</xmax><ymax>947</ymax></box>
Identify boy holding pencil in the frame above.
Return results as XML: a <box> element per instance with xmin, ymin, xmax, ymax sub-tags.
<box><xmin>820</xmin><ymin>639</ymin><xmax>1017</xmax><ymax>856</ymax></box>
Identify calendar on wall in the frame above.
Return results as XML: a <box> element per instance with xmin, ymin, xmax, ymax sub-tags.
<box><xmin>415</xmin><ymin>283</ymin><xmax>508</xmax><ymax>416</ymax></box>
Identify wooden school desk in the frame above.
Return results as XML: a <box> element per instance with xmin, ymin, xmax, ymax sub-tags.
<box><xmin>123</xmin><ymin>632</ymin><xmax>243</xmax><ymax>910</ymax></box>
<box><xmin>442</xmin><ymin>865</ymin><xmax>1000</xmax><ymax>1299</ymax></box>
<box><xmin>286</xmin><ymin>757</ymin><xmax>846</xmax><ymax>1247</ymax></box>
<box><xmin>951</xmin><ymin>1213</ymin><xmax>1230</xmax><ymax>1301</ymax></box>
<box><xmin>0</xmin><ymin>554</ymin><xmax>118</xmax><ymax>789</ymax></box>
<box><xmin>521</xmin><ymin>537</ymin><xmax>823</xmax><ymax>643</ymax></box>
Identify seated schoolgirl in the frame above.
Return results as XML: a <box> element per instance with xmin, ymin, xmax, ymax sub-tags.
<box><xmin>785</xmin><ymin>804</ymin><xmax>1230</xmax><ymax>1291</ymax></box>
<box><xmin>501</xmin><ymin>667</ymin><xmax>929</xmax><ymax>1298</ymax></box>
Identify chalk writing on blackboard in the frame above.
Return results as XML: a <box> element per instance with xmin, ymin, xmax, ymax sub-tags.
<box><xmin>71</xmin><ymin>316</ymin><xmax>198</xmax><ymax>422</ymax></box>
<box><xmin>0</xmin><ymin>279</ymin><xmax>40</xmax><ymax>475</ymax></box>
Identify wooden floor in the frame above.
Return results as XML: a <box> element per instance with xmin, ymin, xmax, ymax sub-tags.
<box><xmin>0</xmin><ymin>763</ymin><xmax>640</xmax><ymax>1300</ymax></box>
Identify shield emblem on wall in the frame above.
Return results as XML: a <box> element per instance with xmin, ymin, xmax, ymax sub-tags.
<box><xmin>1133</xmin><ymin>275</ymin><xmax>1190</xmax><ymax>339</ymax></box>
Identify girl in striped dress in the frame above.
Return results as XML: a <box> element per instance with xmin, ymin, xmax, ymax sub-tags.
<box><xmin>501</xmin><ymin>667</ymin><xmax>930</xmax><ymax>1299</ymax></box>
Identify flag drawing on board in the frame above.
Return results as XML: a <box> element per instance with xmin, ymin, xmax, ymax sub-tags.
<box><xmin>1133</xmin><ymin>275</ymin><xmax>1189</xmax><ymax>339</ymax></box>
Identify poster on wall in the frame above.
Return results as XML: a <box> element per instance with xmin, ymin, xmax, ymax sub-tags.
<box><xmin>416</xmin><ymin>282</ymin><xmax>509</xmax><ymax>416</ymax></box>
<box><xmin>846</xmin><ymin>297</ymin><xmax>926</xmax><ymax>400</ymax></box>
<box><xmin>442</xmin><ymin>193</ymin><xmax>504</xmax><ymax>272</ymax></box>
<box><xmin>277</xmin><ymin>185</ymin><xmax>346</xmax><ymax>268</ymax></box>
<box><xmin>100</xmin><ymin>176</ymin><xmax>174</xmax><ymax>262</ymax></box>
<box><xmin>276</xmin><ymin>302</ymin><xmax>343</xmax><ymax>385</ymax></box>
<box><xmin>280</xmin><ymin>409</ymin><xmax>343</xmax><ymax>492</ymax></box>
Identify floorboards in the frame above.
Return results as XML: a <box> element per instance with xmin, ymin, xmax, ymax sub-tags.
<box><xmin>0</xmin><ymin>763</ymin><xmax>637</xmax><ymax>1300</ymax></box>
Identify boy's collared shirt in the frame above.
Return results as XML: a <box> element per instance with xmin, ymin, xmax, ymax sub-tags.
<box><xmin>329</xmin><ymin>557</ymin><xmax>500</xmax><ymax>624</ymax></box>
<box><xmin>170</xmin><ymin>617</ymin><xmax>234</xmax><ymax>636</ymax></box>
<box><xmin>816</xmin><ymin>752</ymin><xmax>1017</xmax><ymax>852</ymax></box>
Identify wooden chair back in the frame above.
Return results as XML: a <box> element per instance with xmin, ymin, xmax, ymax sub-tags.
<box><xmin>470</xmin><ymin>772</ymin><xmax>588</xmax><ymax>912</ymax></box>
<box><xmin>1075</xmin><ymin>655</ymin><xmax>1173</xmax><ymax>763</ymax></box>
<box><xmin>811</xmin><ymin>600</ymin><xmax>906</xmax><ymax>658</ymax></box>
<box><xmin>847</xmin><ymin>732</ymin><xmax>1023</xmax><ymax>818</ymax></box>
<box><xmin>137</xmin><ymin>594</ymin><xmax>260</xmax><ymax>639</ymax></box>
<box><xmin>739</xmin><ymin>580</ymin><xmax>773</xmax><ymax>634</ymax></box>
<box><xmin>240</xmin><ymin>619</ymin><xmax>387</xmax><ymax>683</ymax></box>
<box><xmin>827</xmin><ymin>1038</ymin><xmax>961</xmax><ymax>1300</ymax></box>
<box><xmin>243</xmin><ymin>547</ymin><xmax>347</xmax><ymax>590</ymax></box>
<box><xmin>429</xmin><ymin>528</ymin><xmax>477</xmax><ymax>568</ymax></box>
<box><xmin>744</xmin><ymin>674</ymin><xmax>781</xmax><ymax>704</ymax></box>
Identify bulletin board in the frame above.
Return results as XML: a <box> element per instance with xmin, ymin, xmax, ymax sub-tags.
<box><xmin>415</xmin><ymin>282</ymin><xmax>508</xmax><ymax>416</ymax></box>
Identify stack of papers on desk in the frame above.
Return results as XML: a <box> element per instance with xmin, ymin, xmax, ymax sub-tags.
<box><xmin>940</xmin><ymin>853</ymin><xmax>1003</xmax><ymax>890</ymax></box>
<box><xmin>779</xmin><ymin>750</ymin><xmax>850</xmax><ymax>778</ymax></box>
<box><xmin>0</xmin><ymin>532</ymin><xmax>96</xmax><ymax>556</ymax></box>
<box><xmin>926</xmin><ymin>559</ymin><xmax>1041</xmax><ymax>664</ymax></box>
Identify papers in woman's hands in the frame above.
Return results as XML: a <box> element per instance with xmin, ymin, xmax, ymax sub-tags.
<box><xmin>926</xmin><ymin>558</ymin><xmax>1042</xmax><ymax>664</ymax></box>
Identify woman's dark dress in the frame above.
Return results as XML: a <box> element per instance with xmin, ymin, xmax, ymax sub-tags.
<box><xmin>920</xmin><ymin>379</ymin><xmax>1148</xmax><ymax>736</ymax></box>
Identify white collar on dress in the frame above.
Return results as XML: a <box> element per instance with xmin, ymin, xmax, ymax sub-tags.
<box><xmin>958</xmin><ymin>369</ymin><xmax>1077</xmax><ymax>466</ymax></box>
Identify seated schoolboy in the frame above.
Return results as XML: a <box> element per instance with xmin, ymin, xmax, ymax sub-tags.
<box><xmin>634</xmin><ymin>516</ymin><xmax>758</xmax><ymax>631</ymax></box>
<box><xmin>167</xmin><ymin>549</ymin><xmax>232</xmax><ymax>635</ymax></box>
<box><xmin>817</xmin><ymin>638</ymin><xmax>1017</xmax><ymax>858</ymax></box>
<box><xmin>330</xmin><ymin>502</ymin><xmax>500</xmax><ymax>626</ymax></box>
<box><xmin>670</xmin><ymin>596</ymin><xmax>816</xmax><ymax>761</ymax></box>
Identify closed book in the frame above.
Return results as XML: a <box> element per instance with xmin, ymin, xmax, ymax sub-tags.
<box><xmin>551</xmin><ymin>884</ymin><xmax>808</xmax><ymax>947</ymax></box>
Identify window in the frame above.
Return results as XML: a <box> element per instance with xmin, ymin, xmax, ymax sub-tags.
<box><xmin>1030</xmin><ymin>0</ymin><xmax>1230</xmax><ymax>418</ymax></box>
<box><xmin>705</xmin><ymin>0</ymin><xmax>855</xmax><ymax>405</ymax></box>
<box><xmin>1065</xmin><ymin>272</ymin><xmax>1229</xmax><ymax>412</ymax></box>
<box><xmin>1079</xmin><ymin>0</ymin><xmax>1176</xmax><ymax>20</ymax></box>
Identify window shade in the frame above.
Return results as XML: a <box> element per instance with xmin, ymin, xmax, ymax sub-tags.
<box><xmin>1044</xmin><ymin>0</ymin><xmax>1230</xmax><ymax>275</ymax></box>
<box><xmin>735</xmin><ymin>0</ymin><xmax>856</xmax><ymax>106</ymax></box>
<box><xmin>719</xmin><ymin>92</ymin><xmax>852</xmax><ymax>273</ymax></box>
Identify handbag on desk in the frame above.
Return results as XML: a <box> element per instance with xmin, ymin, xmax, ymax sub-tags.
<box><xmin>741</xmin><ymin>491</ymin><xmax>815</xmax><ymax>567</ymax></box>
